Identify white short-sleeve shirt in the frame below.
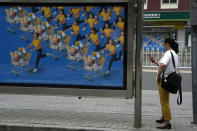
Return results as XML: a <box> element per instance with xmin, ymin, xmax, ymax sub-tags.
<box><xmin>159</xmin><ymin>50</ymin><xmax>178</xmax><ymax>78</ymax></box>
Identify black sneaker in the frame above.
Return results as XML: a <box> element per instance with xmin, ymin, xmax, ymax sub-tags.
<box><xmin>156</xmin><ymin>124</ymin><xmax>171</xmax><ymax>129</ymax></box>
<box><xmin>156</xmin><ymin>119</ymin><xmax>165</xmax><ymax>124</ymax></box>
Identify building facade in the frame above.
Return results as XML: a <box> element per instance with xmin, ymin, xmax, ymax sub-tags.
<box><xmin>142</xmin><ymin>0</ymin><xmax>191</xmax><ymax>68</ymax></box>
<box><xmin>144</xmin><ymin>0</ymin><xmax>191</xmax><ymax>48</ymax></box>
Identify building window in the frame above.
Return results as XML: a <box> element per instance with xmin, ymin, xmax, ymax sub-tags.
<box><xmin>144</xmin><ymin>0</ymin><xmax>147</xmax><ymax>9</ymax></box>
<box><xmin>161</xmin><ymin>0</ymin><xmax>178</xmax><ymax>9</ymax></box>
<box><xmin>163</xmin><ymin>0</ymin><xmax>177</xmax><ymax>3</ymax></box>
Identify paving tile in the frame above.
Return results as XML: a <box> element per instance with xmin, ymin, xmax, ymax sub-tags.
<box><xmin>0</xmin><ymin>90</ymin><xmax>194</xmax><ymax>131</ymax></box>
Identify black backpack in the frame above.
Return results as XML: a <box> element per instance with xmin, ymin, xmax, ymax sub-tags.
<box><xmin>161</xmin><ymin>51</ymin><xmax>182</xmax><ymax>105</ymax></box>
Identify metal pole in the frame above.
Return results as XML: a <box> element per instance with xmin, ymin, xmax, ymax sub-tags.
<box><xmin>134</xmin><ymin>0</ymin><xmax>144</xmax><ymax>128</ymax></box>
<box><xmin>191</xmin><ymin>0</ymin><xmax>197</xmax><ymax>124</ymax></box>
<box><xmin>126</xmin><ymin>0</ymin><xmax>135</xmax><ymax>99</ymax></box>
<box><xmin>192</xmin><ymin>25</ymin><xmax>197</xmax><ymax>124</ymax></box>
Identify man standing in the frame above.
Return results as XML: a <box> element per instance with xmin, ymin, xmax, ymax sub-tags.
<box><xmin>26</xmin><ymin>33</ymin><xmax>48</xmax><ymax>72</ymax></box>
<box><xmin>36</xmin><ymin>6</ymin><xmax>53</xmax><ymax>22</ymax></box>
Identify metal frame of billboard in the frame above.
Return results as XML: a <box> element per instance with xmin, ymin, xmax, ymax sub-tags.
<box><xmin>0</xmin><ymin>0</ymin><xmax>135</xmax><ymax>98</ymax></box>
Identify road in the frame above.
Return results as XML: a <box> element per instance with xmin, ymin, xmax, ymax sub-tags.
<box><xmin>142</xmin><ymin>70</ymin><xmax>192</xmax><ymax>92</ymax></box>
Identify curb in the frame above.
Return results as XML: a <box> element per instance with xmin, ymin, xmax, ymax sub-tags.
<box><xmin>0</xmin><ymin>123</ymin><xmax>108</xmax><ymax>131</ymax></box>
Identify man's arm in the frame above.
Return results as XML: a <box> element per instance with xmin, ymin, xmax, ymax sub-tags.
<box><xmin>82</xmin><ymin>36</ymin><xmax>90</xmax><ymax>44</ymax></box>
<box><xmin>25</xmin><ymin>42</ymin><xmax>33</xmax><ymax>50</ymax></box>
<box><xmin>51</xmin><ymin>15</ymin><xmax>58</xmax><ymax>22</ymax></box>
<box><xmin>36</xmin><ymin>8</ymin><xmax>43</xmax><ymax>15</ymax></box>
<box><xmin>64</xmin><ymin>26</ymin><xmax>72</xmax><ymax>32</ymax></box>
<box><xmin>30</xmin><ymin>48</ymin><xmax>36</xmax><ymax>52</ymax></box>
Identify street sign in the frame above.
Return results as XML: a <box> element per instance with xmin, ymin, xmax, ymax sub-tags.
<box><xmin>144</xmin><ymin>12</ymin><xmax>190</xmax><ymax>21</ymax></box>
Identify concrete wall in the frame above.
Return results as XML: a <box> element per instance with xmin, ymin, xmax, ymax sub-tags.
<box><xmin>177</xmin><ymin>29</ymin><xmax>186</xmax><ymax>48</ymax></box>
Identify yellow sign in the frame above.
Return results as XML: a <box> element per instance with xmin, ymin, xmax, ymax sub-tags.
<box><xmin>155</xmin><ymin>22</ymin><xmax>185</xmax><ymax>29</ymax></box>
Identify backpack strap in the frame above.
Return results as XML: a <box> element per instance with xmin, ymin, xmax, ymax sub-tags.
<box><xmin>170</xmin><ymin>51</ymin><xmax>176</xmax><ymax>71</ymax></box>
<box><xmin>177</xmin><ymin>82</ymin><xmax>182</xmax><ymax>105</ymax></box>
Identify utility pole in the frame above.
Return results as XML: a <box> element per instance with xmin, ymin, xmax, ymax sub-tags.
<box><xmin>191</xmin><ymin>0</ymin><xmax>197</xmax><ymax>124</ymax></box>
<box><xmin>134</xmin><ymin>0</ymin><xmax>144</xmax><ymax>128</ymax></box>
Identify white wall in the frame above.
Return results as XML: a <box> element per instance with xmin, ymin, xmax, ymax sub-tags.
<box><xmin>177</xmin><ymin>29</ymin><xmax>186</xmax><ymax>48</ymax></box>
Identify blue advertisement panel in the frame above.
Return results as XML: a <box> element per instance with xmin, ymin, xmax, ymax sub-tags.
<box><xmin>0</xmin><ymin>3</ymin><xmax>126</xmax><ymax>89</ymax></box>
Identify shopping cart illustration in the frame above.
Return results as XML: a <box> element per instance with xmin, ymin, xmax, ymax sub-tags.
<box><xmin>67</xmin><ymin>41</ymin><xmax>89</xmax><ymax>71</ymax></box>
<box><xmin>83</xmin><ymin>51</ymin><xmax>106</xmax><ymax>81</ymax></box>
<box><xmin>49</xmin><ymin>30</ymin><xmax>70</xmax><ymax>59</ymax></box>
<box><xmin>20</xmin><ymin>12</ymin><xmax>36</xmax><ymax>33</ymax></box>
<box><xmin>20</xmin><ymin>17</ymin><xmax>41</xmax><ymax>43</ymax></box>
<box><xmin>20</xmin><ymin>12</ymin><xmax>36</xmax><ymax>43</ymax></box>
<box><xmin>5</xmin><ymin>7</ymin><xmax>23</xmax><ymax>34</ymax></box>
<box><xmin>10</xmin><ymin>47</ymin><xmax>31</xmax><ymax>76</ymax></box>
<box><xmin>37</xmin><ymin>21</ymin><xmax>50</xmax><ymax>41</ymax></box>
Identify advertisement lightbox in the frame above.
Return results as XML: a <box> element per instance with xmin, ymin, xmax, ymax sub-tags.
<box><xmin>0</xmin><ymin>0</ymin><xmax>134</xmax><ymax>98</ymax></box>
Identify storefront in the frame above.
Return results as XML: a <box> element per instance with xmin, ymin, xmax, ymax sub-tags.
<box><xmin>143</xmin><ymin>11</ymin><xmax>190</xmax><ymax>48</ymax></box>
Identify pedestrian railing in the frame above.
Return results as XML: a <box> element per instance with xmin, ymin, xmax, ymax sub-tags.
<box><xmin>142</xmin><ymin>47</ymin><xmax>191</xmax><ymax>68</ymax></box>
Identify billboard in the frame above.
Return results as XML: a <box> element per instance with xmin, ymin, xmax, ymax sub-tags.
<box><xmin>0</xmin><ymin>2</ymin><xmax>127</xmax><ymax>89</ymax></box>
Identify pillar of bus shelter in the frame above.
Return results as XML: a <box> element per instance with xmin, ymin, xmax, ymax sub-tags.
<box><xmin>191</xmin><ymin>25</ymin><xmax>197</xmax><ymax>124</ymax></box>
<box><xmin>134</xmin><ymin>0</ymin><xmax>144</xmax><ymax>128</ymax></box>
<box><xmin>191</xmin><ymin>0</ymin><xmax>197</xmax><ymax>124</ymax></box>
<box><xmin>126</xmin><ymin>0</ymin><xmax>135</xmax><ymax>99</ymax></box>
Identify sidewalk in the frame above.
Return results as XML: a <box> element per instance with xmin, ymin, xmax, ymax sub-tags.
<box><xmin>0</xmin><ymin>90</ymin><xmax>195</xmax><ymax>131</ymax></box>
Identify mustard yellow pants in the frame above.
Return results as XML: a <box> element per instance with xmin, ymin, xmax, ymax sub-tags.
<box><xmin>157</xmin><ymin>82</ymin><xmax>172</xmax><ymax>120</ymax></box>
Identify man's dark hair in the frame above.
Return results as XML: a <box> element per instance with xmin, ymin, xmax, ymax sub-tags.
<box><xmin>34</xmin><ymin>33</ymin><xmax>39</xmax><ymax>37</ymax></box>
